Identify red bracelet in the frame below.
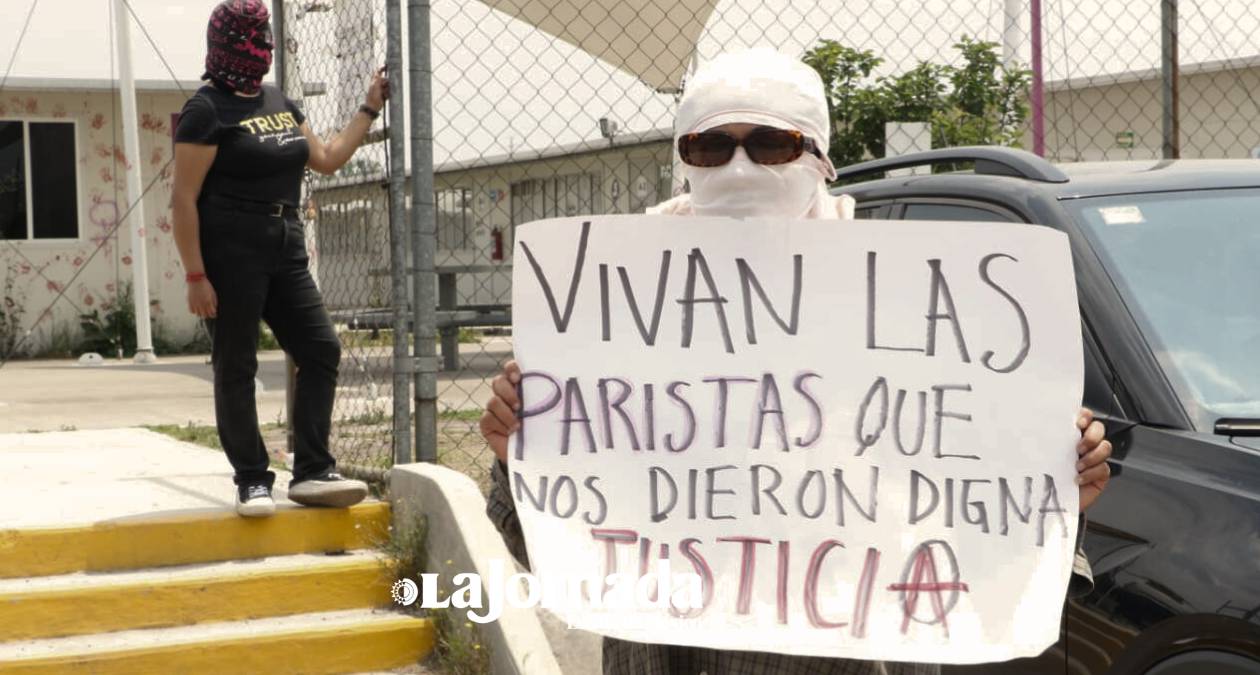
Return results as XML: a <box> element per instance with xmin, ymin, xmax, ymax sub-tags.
<box><xmin>186</xmin><ymin>271</ymin><xmax>207</xmax><ymax>283</ymax></box>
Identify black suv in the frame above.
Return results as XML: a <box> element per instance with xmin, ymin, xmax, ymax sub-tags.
<box><xmin>831</xmin><ymin>147</ymin><xmax>1260</xmax><ymax>674</ymax></box>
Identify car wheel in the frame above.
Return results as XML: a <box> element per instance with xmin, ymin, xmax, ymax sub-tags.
<box><xmin>1107</xmin><ymin>615</ymin><xmax>1260</xmax><ymax>675</ymax></box>
<box><xmin>1143</xmin><ymin>649</ymin><xmax>1260</xmax><ymax>675</ymax></box>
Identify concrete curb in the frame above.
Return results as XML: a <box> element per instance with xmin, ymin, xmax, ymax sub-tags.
<box><xmin>389</xmin><ymin>463</ymin><xmax>563</xmax><ymax>675</ymax></box>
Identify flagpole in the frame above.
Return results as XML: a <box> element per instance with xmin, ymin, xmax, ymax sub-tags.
<box><xmin>113</xmin><ymin>0</ymin><xmax>156</xmax><ymax>363</ymax></box>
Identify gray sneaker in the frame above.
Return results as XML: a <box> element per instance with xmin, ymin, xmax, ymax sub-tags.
<box><xmin>236</xmin><ymin>483</ymin><xmax>277</xmax><ymax>517</ymax></box>
<box><xmin>288</xmin><ymin>471</ymin><xmax>369</xmax><ymax>508</ymax></box>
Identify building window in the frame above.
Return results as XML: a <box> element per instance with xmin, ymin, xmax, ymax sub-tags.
<box><xmin>509</xmin><ymin>173</ymin><xmax>600</xmax><ymax>225</ymax></box>
<box><xmin>435</xmin><ymin>187</ymin><xmax>472</xmax><ymax>251</ymax></box>
<box><xmin>318</xmin><ymin>200</ymin><xmax>373</xmax><ymax>258</ymax></box>
<box><xmin>0</xmin><ymin>120</ymin><xmax>79</xmax><ymax>241</ymax></box>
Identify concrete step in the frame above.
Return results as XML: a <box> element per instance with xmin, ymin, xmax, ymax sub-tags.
<box><xmin>0</xmin><ymin>550</ymin><xmax>399</xmax><ymax>641</ymax></box>
<box><xmin>0</xmin><ymin>608</ymin><xmax>433</xmax><ymax>675</ymax></box>
<box><xmin>0</xmin><ymin>501</ymin><xmax>391</xmax><ymax>579</ymax></box>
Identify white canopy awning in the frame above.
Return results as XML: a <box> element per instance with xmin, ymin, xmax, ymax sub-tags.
<box><xmin>476</xmin><ymin>0</ymin><xmax>720</xmax><ymax>92</ymax></box>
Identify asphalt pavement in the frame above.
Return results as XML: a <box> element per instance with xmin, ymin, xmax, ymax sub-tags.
<box><xmin>0</xmin><ymin>338</ymin><xmax>511</xmax><ymax>433</ymax></box>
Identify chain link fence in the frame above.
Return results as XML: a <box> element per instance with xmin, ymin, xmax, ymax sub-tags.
<box><xmin>278</xmin><ymin>0</ymin><xmax>398</xmax><ymax>480</ymax></box>
<box><xmin>276</xmin><ymin>0</ymin><xmax>1260</xmax><ymax>488</ymax></box>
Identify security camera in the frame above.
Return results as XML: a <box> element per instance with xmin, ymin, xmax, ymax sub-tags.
<box><xmin>599</xmin><ymin>117</ymin><xmax>619</xmax><ymax>140</ymax></box>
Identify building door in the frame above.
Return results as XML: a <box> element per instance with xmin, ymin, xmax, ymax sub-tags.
<box><xmin>626</xmin><ymin>157</ymin><xmax>661</xmax><ymax>213</ymax></box>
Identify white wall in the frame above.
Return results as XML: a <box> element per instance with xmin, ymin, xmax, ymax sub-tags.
<box><xmin>1040</xmin><ymin>65</ymin><xmax>1260</xmax><ymax>161</ymax></box>
<box><xmin>1</xmin><ymin>88</ymin><xmax>198</xmax><ymax>355</ymax></box>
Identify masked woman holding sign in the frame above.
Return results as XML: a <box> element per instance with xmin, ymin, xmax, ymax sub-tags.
<box><xmin>172</xmin><ymin>0</ymin><xmax>390</xmax><ymax>517</ymax></box>
<box><xmin>478</xmin><ymin>49</ymin><xmax>1112</xmax><ymax>675</ymax></box>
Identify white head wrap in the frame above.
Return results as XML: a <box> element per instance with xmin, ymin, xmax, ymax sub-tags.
<box><xmin>648</xmin><ymin>48</ymin><xmax>854</xmax><ymax>218</ymax></box>
<box><xmin>676</xmin><ymin>47</ymin><xmax>837</xmax><ymax>182</ymax></box>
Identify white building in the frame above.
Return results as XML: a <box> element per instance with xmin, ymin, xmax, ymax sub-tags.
<box><xmin>1040</xmin><ymin>55</ymin><xmax>1260</xmax><ymax>161</ymax></box>
<box><xmin>308</xmin><ymin>128</ymin><xmax>674</xmax><ymax>312</ymax></box>
<box><xmin>0</xmin><ymin>77</ymin><xmax>203</xmax><ymax>356</ymax></box>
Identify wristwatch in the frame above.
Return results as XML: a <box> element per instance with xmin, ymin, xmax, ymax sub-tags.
<box><xmin>359</xmin><ymin>104</ymin><xmax>381</xmax><ymax>120</ymax></box>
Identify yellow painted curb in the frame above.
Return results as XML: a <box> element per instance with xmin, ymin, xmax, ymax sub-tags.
<box><xmin>0</xmin><ymin>557</ymin><xmax>399</xmax><ymax>641</ymax></box>
<box><xmin>0</xmin><ymin>615</ymin><xmax>434</xmax><ymax>675</ymax></box>
<box><xmin>0</xmin><ymin>502</ymin><xmax>391</xmax><ymax>579</ymax></box>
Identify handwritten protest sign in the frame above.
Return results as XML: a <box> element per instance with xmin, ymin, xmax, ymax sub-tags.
<box><xmin>508</xmin><ymin>215</ymin><xmax>1082</xmax><ymax>663</ymax></box>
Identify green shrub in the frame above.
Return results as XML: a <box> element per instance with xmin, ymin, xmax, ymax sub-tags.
<box><xmin>0</xmin><ymin>262</ymin><xmax>26</xmax><ymax>360</ymax></box>
<box><xmin>78</xmin><ymin>281</ymin><xmax>159</xmax><ymax>358</ymax></box>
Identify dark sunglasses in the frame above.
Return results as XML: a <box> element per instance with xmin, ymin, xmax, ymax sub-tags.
<box><xmin>678</xmin><ymin>127</ymin><xmax>824</xmax><ymax>168</ymax></box>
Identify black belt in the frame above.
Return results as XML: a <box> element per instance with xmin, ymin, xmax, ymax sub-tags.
<box><xmin>202</xmin><ymin>194</ymin><xmax>300</xmax><ymax>219</ymax></box>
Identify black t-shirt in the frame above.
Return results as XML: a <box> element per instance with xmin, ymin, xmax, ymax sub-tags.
<box><xmin>175</xmin><ymin>83</ymin><xmax>309</xmax><ymax>207</ymax></box>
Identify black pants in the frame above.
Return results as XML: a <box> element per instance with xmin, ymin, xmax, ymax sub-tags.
<box><xmin>200</xmin><ymin>198</ymin><xmax>341</xmax><ymax>489</ymax></box>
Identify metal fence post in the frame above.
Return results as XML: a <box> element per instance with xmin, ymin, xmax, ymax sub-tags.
<box><xmin>1161</xmin><ymin>0</ymin><xmax>1181</xmax><ymax>159</ymax></box>
<box><xmin>408</xmin><ymin>0</ymin><xmax>439</xmax><ymax>463</ymax></box>
<box><xmin>274</xmin><ymin>0</ymin><xmax>298</xmax><ymax>460</ymax></box>
<box><xmin>1030</xmin><ymin>0</ymin><xmax>1045</xmax><ymax>157</ymax></box>
<box><xmin>386</xmin><ymin>0</ymin><xmax>413</xmax><ymax>465</ymax></box>
<box><xmin>273</xmin><ymin>0</ymin><xmax>285</xmax><ymax>94</ymax></box>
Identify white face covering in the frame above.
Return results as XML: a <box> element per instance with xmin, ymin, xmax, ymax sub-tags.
<box><xmin>685</xmin><ymin>148</ymin><xmax>824</xmax><ymax>219</ymax></box>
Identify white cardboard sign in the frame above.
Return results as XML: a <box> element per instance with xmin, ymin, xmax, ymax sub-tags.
<box><xmin>508</xmin><ymin>215</ymin><xmax>1082</xmax><ymax>664</ymax></box>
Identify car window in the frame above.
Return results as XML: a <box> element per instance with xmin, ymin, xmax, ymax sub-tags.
<box><xmin>854</xmin><ymin>204</ymin><xmax>890</xmax><ymax>219</ymax></box>
<box><xmin>902</xmin><ymin>203</ymin><xmax>1019</xmax><ymax>223</ymax></box>
<box><xmin>1067</xmin><ymin>188</ymin><xmax>1260</xmax><ymax>426</ymax></box>
<box><xmin>1082</xmin><ymin>322</ymin><xmax>1125</xmax><ymax>419</ymax></box>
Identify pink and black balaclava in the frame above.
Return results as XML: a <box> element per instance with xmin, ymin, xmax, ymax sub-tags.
<box><xmin>202</xmin><ymin>0</ymin><xmax>274</xmax><ymax>95</ymax></box>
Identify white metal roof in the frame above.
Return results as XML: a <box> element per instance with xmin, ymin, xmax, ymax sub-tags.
<box><xmin>311</xmin><ymin>126</ymin><xmax>674</xmax><ymax>192</ymax></box>
<box><xmin>0</xmin><ymin>76</ymin><xmax>203</xmax><ymax>94</ymax></box>
<box><xmin>1046</xmin><ymin>53</ymin><xmax>1260</xmax><ymax>91</ymax></box>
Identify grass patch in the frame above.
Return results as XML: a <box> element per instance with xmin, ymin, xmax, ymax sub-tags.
<box><xmin>146</xmin><ymin>422</ymin><xmax>222</xmax><ymax>449</ymax></box>
<box><xmin>380</xmin><ymin>509</ymin><xmax>427</xmax><ymax>582</ymax></box>
<box><xmin>339</xmin><ymin>329</ymin><xmax>409</xmax><ymax>350</ymax></box>
<box><xmin>438</xmin><ymin>409</ymin><xmax>482</xmax><ymax>423</ymax></box>
<box><xmin>337</xmin><ymin>408</ymin><xmax>390</xmax><ymax>426</ymax></box>
<box><xmin>44</xmin><ymin>322</ymin><xmax>83</xmax><ymax>359</ymax></box>
<box><xmin>427</xmin><ymin>607</ymin><xmax>491</xmax><ymax>675</ymax></box>
<box><xmin>258</xmin><ymin>324</ymin><xmax>282</xmax><ymax>351</ymax></box>
<box><xmin>145</xmin><ymin>421</ymin><xmax>289</xmax><ymax>471</ymax></box>
<box><xmin>432</xmin><ymin>418</ymin><xmax>494</xmax><ymax>495</ymax></box>
<box><xmin>381</xmin><ymin>510</ymin><xmax>492</xmax><ymax>675</ymax></box>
